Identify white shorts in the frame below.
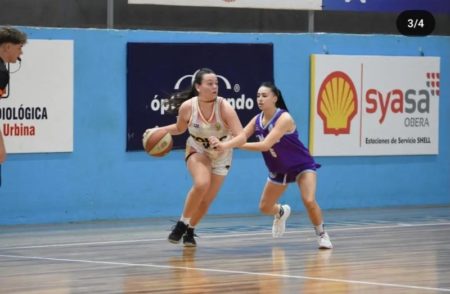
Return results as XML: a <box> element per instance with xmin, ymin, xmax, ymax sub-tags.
<box><xmin>185</xmin><ymin>136</ymin><xmax>232</xmax><ymax>176</ymax></box>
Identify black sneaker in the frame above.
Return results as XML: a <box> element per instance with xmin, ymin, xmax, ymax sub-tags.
<box><xmin>168</xmin><ymin>221</ymin><xmax>188</xmax><ymax>244</ymax></box>
<box><xmin>183</xmin><ymin>227</ymin><xmax>197</xmax><ymax>247</ymax></box>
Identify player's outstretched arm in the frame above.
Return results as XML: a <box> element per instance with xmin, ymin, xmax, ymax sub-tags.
<box><xmin>241</xmin><ymin>112</ymin><xmax>293</xmax><ymax>152</ymax></box>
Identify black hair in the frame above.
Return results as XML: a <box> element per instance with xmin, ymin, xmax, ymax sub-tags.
<box><xmin>259</xmin><ymin>81</ymin><xmax>289</xmax><ymax>111</ymax></box>
<box><xmin>166</xmin><ymin>68</ymin><xmax>215</xmax><ymax>115</ymax></box>
<box><xmin>0</xmin><ymin>27</ymin><xmax>27</xmax><ymax>46</ymax></box>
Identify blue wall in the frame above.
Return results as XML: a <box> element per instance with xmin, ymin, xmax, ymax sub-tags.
<box><xmin>1</xmin><ymin>27</ymin><xmax>449</xmax><ymax>225</ymax></box>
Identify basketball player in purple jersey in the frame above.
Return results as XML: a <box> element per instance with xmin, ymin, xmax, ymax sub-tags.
<box><xmin>212</xmin><ymin>82</ymin><xmax>332</xmax><ymax>249</ymax></box>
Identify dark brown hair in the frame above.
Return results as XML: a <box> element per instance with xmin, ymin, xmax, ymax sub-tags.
<box><xmin>0</xmin><ymin>27</ymin><xmax>27</xmax><ymax>46</ymax></box>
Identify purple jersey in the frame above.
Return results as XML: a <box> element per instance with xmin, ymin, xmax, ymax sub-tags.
<box><xmin>255</xmin><ymin>109</ymin><xmax>320</xmax><ymax>173</ymax></box>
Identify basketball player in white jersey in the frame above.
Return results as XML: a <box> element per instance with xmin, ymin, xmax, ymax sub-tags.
<box><xmin>145</xmin><ymin>68</ymin><xmax>246</xmax><ymax>246</ymax></box>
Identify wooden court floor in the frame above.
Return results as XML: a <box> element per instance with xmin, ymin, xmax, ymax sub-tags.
<box><xmin>0</xmin><ymin>206</ymin><xmax>449</xmax><ymax>293</ymax></box>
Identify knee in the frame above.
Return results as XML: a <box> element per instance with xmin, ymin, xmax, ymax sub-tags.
<box><xmin>303</xmin><ymin>197</ymin><xmax>317</xmax><ymax>210</ymax></box>
<box><xmin>193</xmin><ymin>179</ymin><xmax>210</xmax><ymax>195</ymax></box>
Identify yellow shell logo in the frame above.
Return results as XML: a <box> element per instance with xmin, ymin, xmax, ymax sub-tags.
<box><xmin>317</xmin><ymin>71</ymin><xmax>358</xmax><ymax>135</ymax></box>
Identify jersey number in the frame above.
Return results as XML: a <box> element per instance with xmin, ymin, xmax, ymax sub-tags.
<box><xmin>257</xmin><ymin>134</ymin><xmax>278</xmax><ymax>158</ymax></box>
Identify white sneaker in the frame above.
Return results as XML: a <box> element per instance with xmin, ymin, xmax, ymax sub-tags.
<box><xmin>272</xmin><ymin>205</ymin><xmax>291</xmax><ymax>238</ymax></box>
<box><xmin>317</xmin><ymin>232</ymin><xmax>333</xmax><ymax>249</ymax></box>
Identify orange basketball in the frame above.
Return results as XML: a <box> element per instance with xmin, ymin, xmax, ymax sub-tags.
<box><xmin>142</xmin><ymin>128</ymin><xmax>173</xmax><ymax>157</ymax></box>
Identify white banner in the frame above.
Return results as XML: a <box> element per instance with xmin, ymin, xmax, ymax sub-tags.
<box><xmin>0</xmin><ymin>40</ymin><xmax>74</xmax><ymax>153</ymax></box>
<box><xmin>309</xmin><ymin>55</ymin><xmax>439</xmax><ymax>156</ymax></box>
<box><xmin>128</xmin><ymin>0</ymin><xmax>322</xmax><ymax>10</ymax></box>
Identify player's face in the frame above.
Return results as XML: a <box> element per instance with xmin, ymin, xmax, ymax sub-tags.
<box><xmin>3</xmin><ymin>43</ymin><xmax>23</xmax><ymax>63</ymax></box>
<box><xmin>257</xmin><ymin>86</ymin><xmax>277</xmax><ymax>111</ymax></box>
<box><xmin>196</xmin><ymin>73</ymin><xmax>218</xmax><ymax>101</ymax></box>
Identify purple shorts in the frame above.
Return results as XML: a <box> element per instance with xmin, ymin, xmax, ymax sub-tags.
<box><xmin>268</xmin><ymin>164</ymin><xmax>320</xmax><ymax>185</ymax></box>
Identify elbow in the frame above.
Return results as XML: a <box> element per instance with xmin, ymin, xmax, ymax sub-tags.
<box><xmin>0</xmin><ymin>153</ymin><xmax>6</xmax><ymax>164</ymax></box>
<box><xmin>174</xmin><ymin>123</ymin><xmax>188</xmax><ymax>135</ymax></box>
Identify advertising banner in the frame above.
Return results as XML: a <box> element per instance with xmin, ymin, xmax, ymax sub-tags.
<box><xmin>129</xmin><ymin>0</ymin><xmax>322</xmax><ymax>10</ymax></box>
<box><xmin>310</xmin><ymin>54</ymin><xmax>439</xmax><ymax>156</ymax></box>
<box><xmin>322</xmin><ymin>0</ymin><xmax>450</xmax><ymax>13</ymax></box>
<box><xmin>0</xmin><ymin>40</ymin><xmax>74</xmax><ymax>153</ymax></box>
<box><xmin>126</xmin><ymin>42</ymin><xmax>273</xmax><ymax>151</ymax></box>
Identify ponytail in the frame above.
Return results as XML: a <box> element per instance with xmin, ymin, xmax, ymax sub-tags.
<box><xmin>259</xmin><ymin>81</ymin><xmax>289</xmax><ymax>111</ymax></box>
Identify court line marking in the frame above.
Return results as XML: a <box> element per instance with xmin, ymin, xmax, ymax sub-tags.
<box><xmin>0</xmin><ymin>253</ymin><xmax>449</xmax><ymax>292</ymax></box>
<box><xmin>0</xmin><ymin>221</ymin><xmax>449</xmax><ymax>250</ymax></box>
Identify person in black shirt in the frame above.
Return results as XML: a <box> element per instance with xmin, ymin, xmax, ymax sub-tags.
<box><xmin>0</xmin><ymin>27</ymin><xmax>27</xmax><ymax>163</ymax></box>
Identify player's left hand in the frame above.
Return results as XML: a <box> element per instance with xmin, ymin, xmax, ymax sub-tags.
<box><xmin>208</xmin><ymin>136</ymin><xmax>224</xmax><ymax>151</ymax></box>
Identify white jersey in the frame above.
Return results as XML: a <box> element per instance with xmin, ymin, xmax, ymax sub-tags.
<box><xmin>187</xmin><ymin>96</ymin><xmax>232</xmax><ymax>161</ymax></box>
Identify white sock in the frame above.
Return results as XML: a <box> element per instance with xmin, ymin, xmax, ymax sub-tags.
<box><xmin>314</xmin><ymin>223</ymin><xmax>325</xmax><ymax>236</ymax></box>
<box><xmin>180</xmin><ymin>216</ymin><xmax>191</xmax><ymax>226</ymax></box>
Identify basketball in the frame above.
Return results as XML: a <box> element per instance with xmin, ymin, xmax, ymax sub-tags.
<box><xmin>142</xmin><ymin>128</ymin><xmax>173</xmax><ymax>157</ymax></box>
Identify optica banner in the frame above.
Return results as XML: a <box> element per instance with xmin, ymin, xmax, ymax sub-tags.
<box><xmin>0</xmin><ymin>40</ymin><xmax>74</xmax><ymax>153</ymax></box>
<box><xmin>126</xmin><ymin>42</ymin><xmax>273</xmax><ymax>151</ymax></box>
<box><xmin>128</xmin><ymin>0</ymin><xmax>322</xmax><ymax>10</ymax></box>
<box><xmin>310</xmin><ymin>54</ymin><xmax>439</xmax><ymax>156</ymax></box>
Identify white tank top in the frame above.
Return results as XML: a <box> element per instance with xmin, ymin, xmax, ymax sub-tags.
<box><xmin>187</xmin><ymin>97</ymin><xmax>231</xmax><ymax>159</ymax></box>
